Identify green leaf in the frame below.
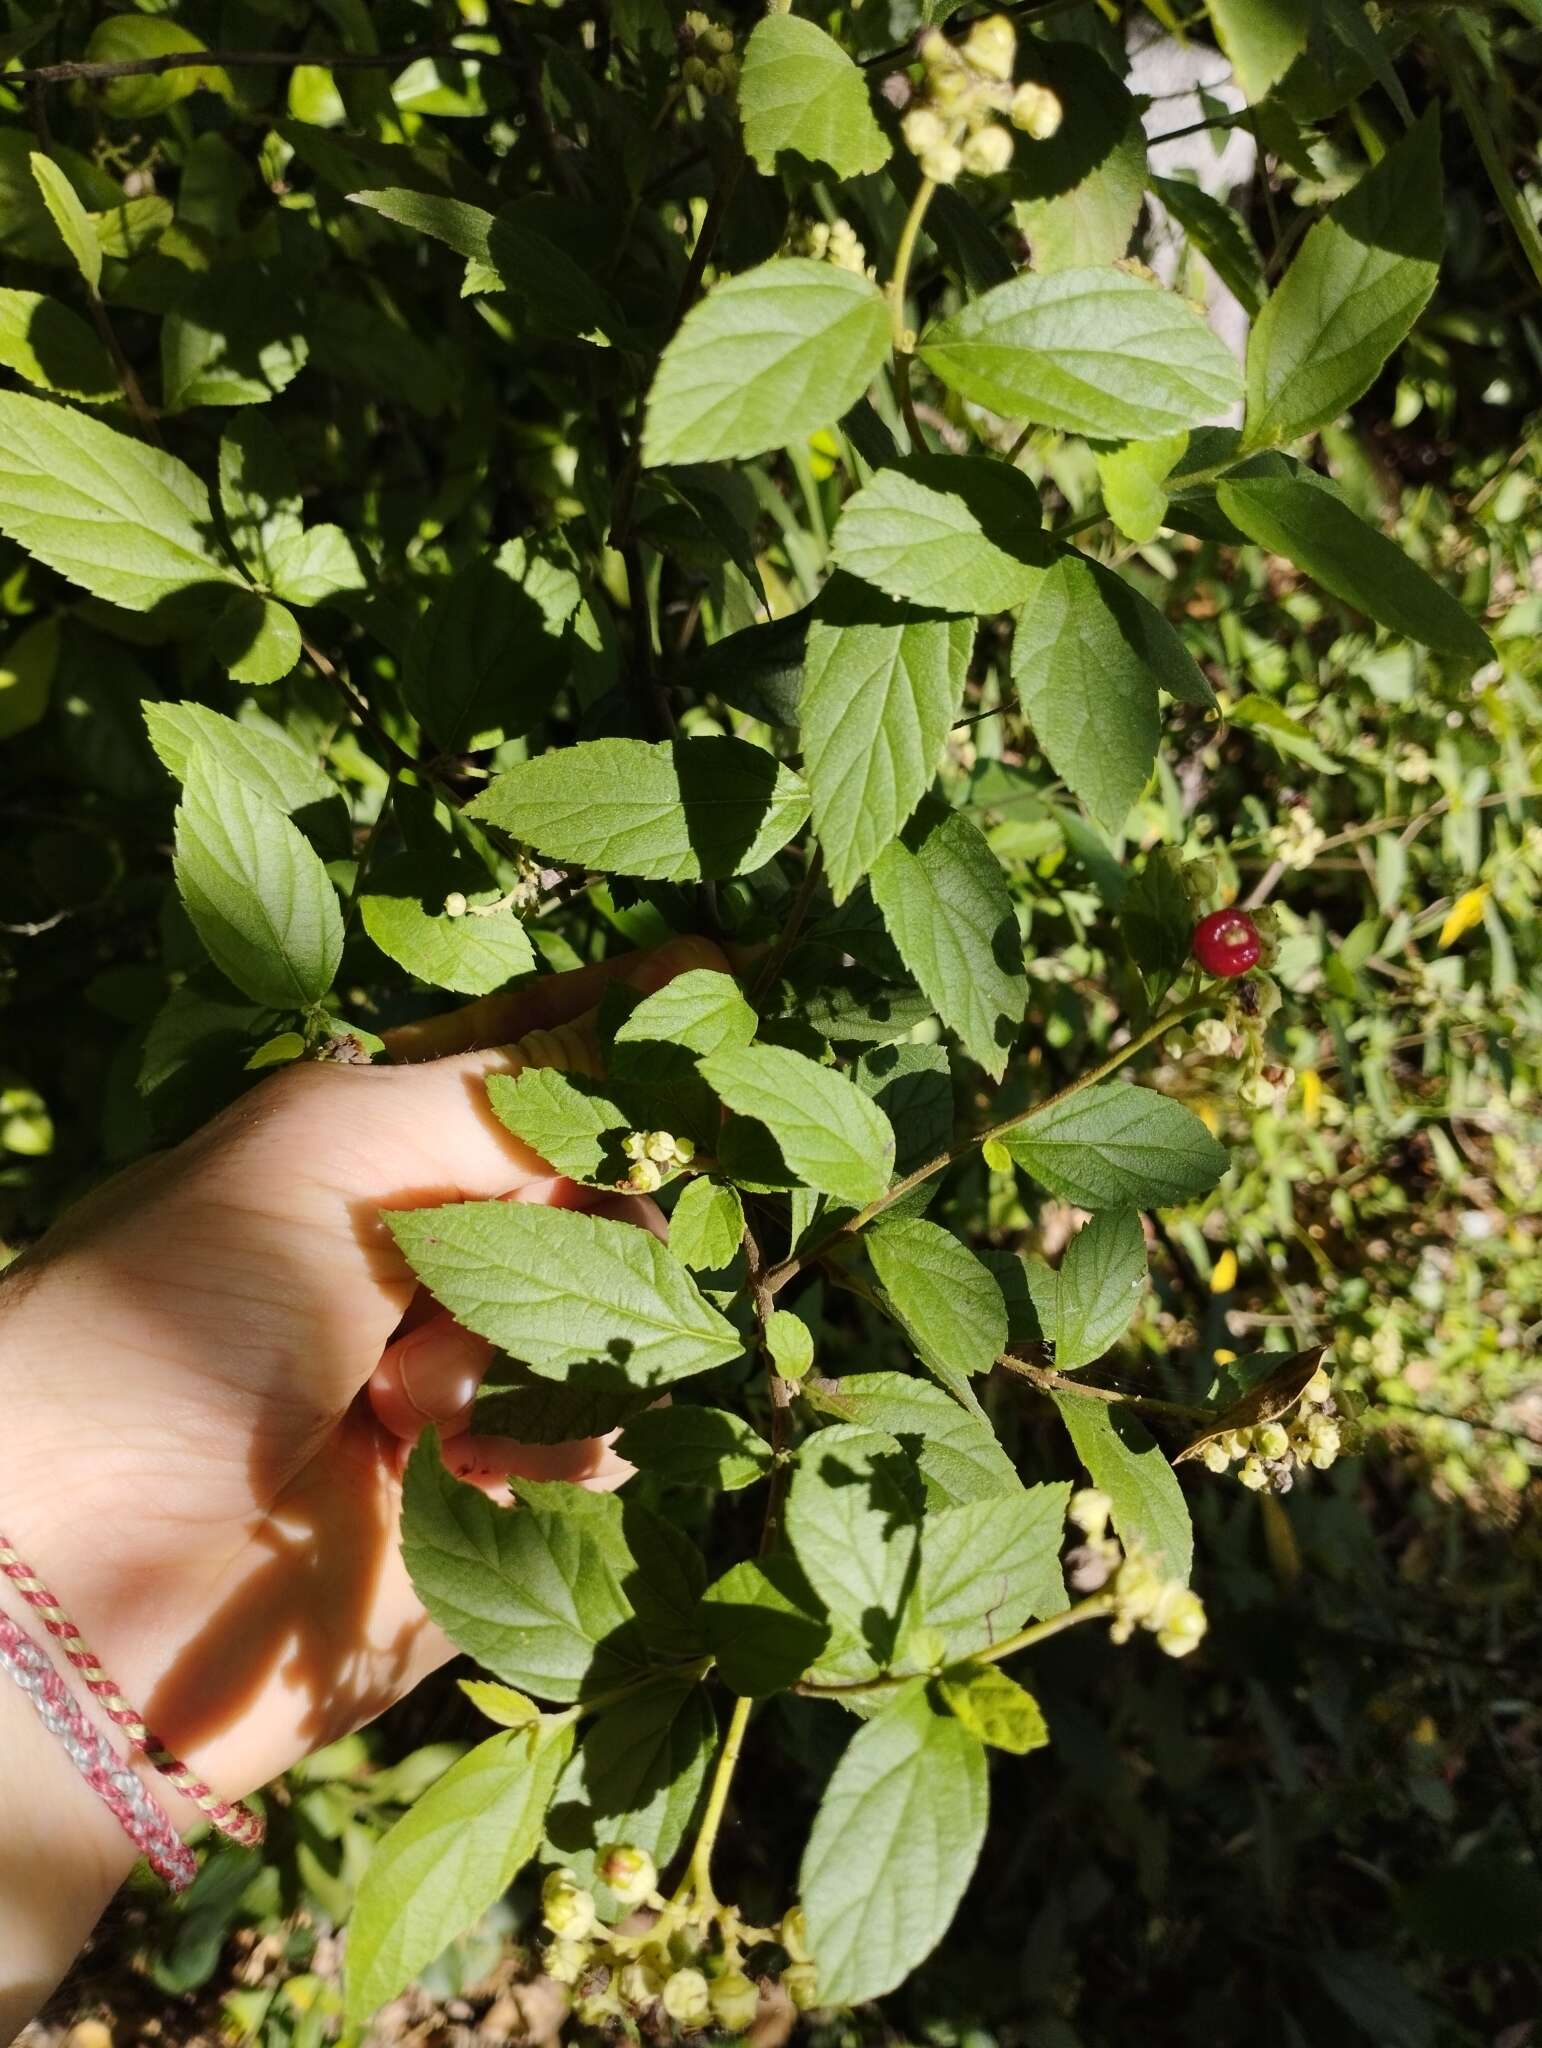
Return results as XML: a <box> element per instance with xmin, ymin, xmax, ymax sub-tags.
<box><xmin>786</xmin><ymin>1425</ymin><xmax>923</xmax><ymax>1666</ymax></box>
<box><xmin>1215</xmin><ymin>459</ymin><xmax>1489</xmax><ymax>663</ymax></box>
<box><xmin>1001</xmin><ymin>1082</ymin><xmax>1229</xmax><ymax>1210</ymax></box>
<box><xmin>219</xmin><ymin>415</ymin><xmax>304</xmax><ymax>583</ymax></box>
<box><xmin>1025</xmin><ymin>1209</ymin><xmax>1148</xmax><ymax>1370</ymax></box>
<box><xmin>0</xmin><ymin>618</ymin><xmax>59</xmax><ymax>743</ymax></box>
<box><xmin>1095</xmin><ymin>432</ymin><xmax>1190</xmax><ymax>546</ymax></box>
<box><xmin>267</xmin><ymin>524</ymin><xmax>367</xmax><ymax>607</ymax></box>
<box><xmin>1051</xmin><ymin>1395</ymin><xmax>1192</xmax><ymax>1581</ymax></box>
<box><xmin>174</xmin><ymin>749</ymin><xmax>342</xmax><ymax>1011</ymax></box>
<box><xmin>0</xmin><ymin>392</ymin><xmax>232</xmax><ymax>613</ymax></box>
<box><xmin>765</xmin><ymin>1308</ymin><xmax>814</xmax><ymax>1381</ymax></box>
<box><xmin>459</xmin><ymin>1678</ymin><xmax>539</xmax><ymax>1729</ymax></box>
<box><xmin>802</xmin><ymin>579</ymin><xmax>974</xmax><ymax>903</ymax></box>
<box><xmin>1120</xmin><ymin>847</ymin><xmax>1195</xmax><ymax>997</ymax></box>
<box><xmin>702</xmin><ymin>1553</ymin><xmax>830</xmax><ymax>1698</ymax></box>
<box><xmin>0</xmin><ymin>289</ymin><xmax>115</xmax><ymax>401</ymax></box>
<box><xmin>471</xmin><ymin>1356</ymin><xmax>653</xmax><ymax>1445</ymax></box>
<box><xmin>209</xmin><ymin>590</ymin><xmax>302</xmax><ymax>687</ymax></box>
<box><xmin>84</xmin><ymin>14</ymin><xmax>230</xmax><ymax>116</ymax></box>
<box><xmin>612</xmin><ymin>969</ymin><xmax>757</xmax><ymax>1059</ymax></box>
<box><xmin>29</xmin><ymin>153</ymin><xmax>102</xmax><ymax>293</ymax></box>
<box><xmin>1012</xmin><ymin>45</ymin><xmax>1147</xmax><ymax>273</ymax></box>
<box><xmin>1243</xmin><ymin>112</ymin><xmax>1442</xmax><ymax>449</ymax></box>
<box><xmin>616</xmin><ymin>1405</ymin><xmax>772</xmax><ymax>1491</ymax></box>
<box><xmin>160</xmin><ymin>271</ymin><xmax>309</xmax><ymax>413</ymax></box>
<box><xmin>1228</xmin><ymin>692</ymin><xmax>1343</xmax><ymax>775</ymax></box>
<box><xmin>666</xmin><ymin>1179</ymin><xmax>745</xmax><ymax>1273</ymax></box>
<box><xmin>919</xmin><ymin>268</ymin><xmax>1244</xmax><ymax>441</ymax></box>
<box><xmin>400</xmin><ymin>1439</ymin><xmax>644</xmax><ymax>1698</ymax></box>
<box><xmin>935</xmin><ymin>1663</ymin><xmax>1049</xmax><ymax>1754</ymax></box>
<box><xmin>702</xmin><ymin>1042</ymin><xmax>895</xmax><ymax>1207</ymax></box>
<box><xmin>404</xmin><ymin>544</ymin><xmax>580</xmax><ymax>754</ymax></box>
<box><xmin>854</xmin><ymin>1041</ymin><xmax>954</xmax><ymax>1190</ymax></box>
<box><xmin>361</xmin><ymin>853</ymin><xmax>536</xmax><ymax>998</ymax></box>
<box><xmin>1207</xmin><ymin>0</ymin><xmax>1313</xmax><ymax>100</ymax></box>
<box><xmin>469</xmin><ymin>736</ymin><xmax>811</xmax><ymax>884</ymax></box>
<box><xmin>738</xmin><ymin>14</ymin><xmax>890</xmax><ymax>179</ymax></box>
<box><xmin>385</xmin><ymin>1201</ymin><xmax>743</xmax><ymax>1391</ymax></box>
<box><xmin>870</xmin><ymin>798</ymin><xmax>1026</xmax><ymax>1080</ymax></box>
<box><xmin>1150</xmin><ymin>175</ymin><xmax>1265</xmax><ymax>318</ymax></box>
<box><xmin>144</xmin><ymin>702</ymin><xmax>338</xmax><ymax>827</ymax></box>
<box><xmin>800</xmin><ymin>1687</ymin><xmax>988</xmax><ymax>2007</ymax></box>
<box><xmin>868</xmin><ymin>1217</ymin><xmax>1008</xmax><ymax>1382</ymax></box>
<box><xmin>920</xmin><ymin>1485</ymin><xmax>1071</xmax><ymax>1654</ymax></box>
<box><xmin>545</xmin><ymin>1684</ymin><xmax>715</xmax><ymax>1885</ymax></box>
<box><xmin>643</xmin><ymin>258</ymin><xmax>890</xmax><ymax>466</ymax></box>
<box><xmin>813</xmin><ymin>1372</ymin><xmax>1021</xmax><ymax>1505</ymax></box>
<box><xmin>345</xmin><ymin>1721</ymin><xmax>572</xmax><ymax>2032</ymax></box>
<box><xmin>832</xmin><ymin>456</ymin><xmax>1045</xmax><ymax>613</ymax></box>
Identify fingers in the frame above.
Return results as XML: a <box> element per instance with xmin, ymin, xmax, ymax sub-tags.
<box><xmin>435</xmin><ymin>1430</ymin><xmax>634</xmax><ymax>1493</ymax></box>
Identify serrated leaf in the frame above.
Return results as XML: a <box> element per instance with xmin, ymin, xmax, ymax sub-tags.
<box><xmin>935</xmin><ymin>1663</ymin><xmax>1049</xmax><ymax>1754</ymax></box>
<box><xmin>545</xmin><ymin>1684</ymin><xmax>715</xmax><ymax>1887</ymax></box>
<box><xmin>385</xmin><ymin>1201</ymin><xmax>743</xmax><ymax>1391</ymax></box>
<box><xmin>209</xmin><ymin>589</ymin><xmax>301</xmax><ymax>686</ymax></box>
<box><xmin>666</xmin><ymin>1179</ymin><xmax>745</xmax><ymax>1272</ymax></box>
<box><xmin>738</xmin><ymin>13</ymin><xmax>889</xmax><ymax>179</ymax></box>
<box><xmin>84</xmin><ymin>14</ymin><xmax>230</xmax><ymax>116</ymax></box>
<box><xmin>0</xmin><ymin>391</ymin><xmax>232</xmax><ymax>613</ymax></box>
<box><xmin>1095</xmin><ymin>432</ymin><xmax>1190</xmax><ymax>546</ymax></box>
<box><xmin>1244</xmin><ymin>110</ymin><xmax>1441</xmax><ymax>448</ymax></box>
<box><xmin>0</xmin><ymin>288</ymin><xmax>115</xmax><ymax>401</ymax></box>
<box><xmin>919</xmin><ymin>267</ymin><xmax>1243</xmax><ymax>441</ymax></box>
<box><xmin>144</xmin><ymin>702</ymin><xmax>337</xmax><ymax>822</ymax></box>
<box><xmin>868</xmin><ymin>1217</ymin><xmax>1008</xmax><ymax>1383</ymax></box>
<box><xmin>1051</xmin><ymin>1395</ymin><xmax>1192</xmax><ymax>1581</ymax></box>
<box><xmin>160</xmin><ymin>269</ymin><xmax>308</xmax><ymax>413</ymax></box>
<box><xmin>1208</xmin><ymin>0</ymin><xmax>1312</xmax><ymax>100</ymax></box>
<box><xmin>219</xmin><ymin>415</ymin><xmax>304</xmax><ymax>582</ymax></box>
<box><xmin>702</xmin><ymin>1553</ymin><xmax>830</xmax><ymax>1698</ymax></box>
<box><xmin>400</xmin><ymin>1438</ymin><xmax>645</xmax><ymax>1697</ymax></box>
<box><xmin>361</xmin><ymin>853</ymin><xmax>536</xmax><ymax>998</ymax></box>
<box><xmin>613</xmin><ymin>969</ymin><xmax>757</xmax><ymax>1059</ymax></box>
<box><xmin>616</xmin><ymin>1405</ymin><xmax>771</xmax><ymax>1491</ymax></box>
<box><xmin>345</xmin><ymin>1721</ymin><xmax>572</xmax><ymax>2031</ymax></box>
<box><xmin>765</xmin><ymin>1308</ymin><xmax>814</xmax><ymax>1381</ymax></box>
<box><xmin>1151</xmin><ymin>175</ymin><xmax>1265</xmax><ymax>318</ymax></box>
<box><xmin>703</xmin><ymin>1041</ymin><xmax>894</xmax><ymax>1207</ymax></box>
<box><xmin>471</xmin><ymin>1355</ymin><xmax>653</xmax><ymax>1445</ymax></box>
<box><xmin>1215</xmin><ymin>458</ymin><xmax>1489</xmax><ymax>663</ymax></box>
<box><xmin>459</xmin><ymin>1679</ymin><xmax>539</xmax><ymax>1729</ymax></box>
<box><xmin>831</xmin><ymin>456</ymin><xmax>1045</xmax><ymax>612</ymax></box>
<box><xmin>643</xmin><ymin>258</ymin><xmax>890</xmax><ymax>466</ymax></box>
<box><xmin>1025</xmin><ymin>1209</ymin><xmax>1147</xmax><ymax>1370</ymax></box>
<box><xmin>786</xmin><ymin>1425</ymin><xmax>923</xmax><ymax>1666</ymax></box>
<box><xmin>800</xmin><ymin>1687</ymin><xmax>988</xmax><ymax>2007</ymax></box>
<box><xmin>1120</xmin><ymin>846</ymin><xmax>1195</xmax><ymax>997</ymax></box>
<box><xmin>854</xmin><ymin>1041</ymin><xmax>953</xmax><ymax>1188</ymax></box>
<box><xmin>1012</xmin><ymin>45</ymin><xmax>1147</xmax><ymax>273</ymax></box>
<box><xmin>404</xmin><ymin>544</ymin><xmax>579</xmax><ymax>754</ymax></box>
<box><xmin>802</xmin><ymin>579</ymin><xmax>974</xmax><ymax>902</ymax></box>
<box><xmin>920</xmin><ymin>1485</ymin><xmax>1071</xmax><ymax>1654</ymax></box>
<box><xmin>267</xmin><ymin>524</ymin><xmax>367</xmax><ymax>607</ymax></box>
<box><xmin>1000</xmin><ymin>1082</ymin><xmax>1229</xmax><ymax>1210</ymax></box>
<box><xmin>469</xmin><ymin>736</ymin><xmax>810</xmax><ymax>884</ymax></box>
<box><xmin>29</xmin><ymin>153</ymin><xmax>101</xmax><ymax>292</ymax></box>
<box><xmin>813</xmin><ymin>1372</ymin><xmax>1022</xmax><ymax>1505</ymax></box>
<box><xmin>174</xmin><ymin>749</ymin><xmax>342</xmax><ymax>1011</ymax></box>
<box><xmin>870</xmin><ymin>797</ymin><xmax>1026</xmax><ymax>1080</ymax></box>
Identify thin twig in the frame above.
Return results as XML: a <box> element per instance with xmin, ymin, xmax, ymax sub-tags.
<box><xmin>7</xmin><ymin>42</ymin><xmax>502</xmax><ymax>88</ymax></box>
<box><xmin>995</xmin><ymin>1351</ymin><xmax>1212</xmax><ymax>1422</ymax></box>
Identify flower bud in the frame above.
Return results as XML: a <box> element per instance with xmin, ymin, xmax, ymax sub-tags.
<box><xmin>598</xmin><ymin>1842</ymin><xmax>657</xmax><ymax>1909</ymax></box>
<box><xmin>707</xmin><ymin>24</ymin><xmax>734</xmax><ymax>52</ymax></box>
<box><xmin>1202</xmin><ymin>1440</ymin><xmax>1232</xmax><ymax>1474</ymax></box>
<box><xmin>617</xmin><ymin>1958</ymin><xmax>663</xmax><ymax>2010</ymax></box>
<box><xmin>623</xmin><ymin>1131</ymin><xmax>648</xmax><ymax>1161</ymax></box>
<box><xmin>542</xmin><ymin>1936</ymin><xmax>592</xmax><ymax>1986</ymax></box>
<box><xmin>662</xmin><ymin>1966</ymin><xmax>711</xmax><ymax>2025</ymax></box>
<box><xmin>902</xmin><ymin>106</ymin><xmax>947</xmax><ymax>155</ymax></box>
<box><xmin>628</xmin><ymin>1157</ymin><xmax>664</xmax><ymax>1193</ymax></box>
<box><xmin>710</xmin><ymin>1970</ymin><xmax>760</xmax><ymax>2031</ymax></box>
<box><xmin>1010</xmin><ymin>79</ymin><xmax>1062</xmax><ymax>138</ymax></box>
<box><xmin>783</xmin><ymin>1962</ymin><xmax>820</xmax><ymax>2011</ymax></box>
<box><xmin>1238</xmin><ymin>1453</ymin><xmax>1269</xmax><ymax>1492</ymax></box>
<box><xmin>443</xmin><ymin>890</ymin><xmax>469</xmax><ymax>918</ymax></box>
<box><xmin>779</xmin><ymin>1906</ymin><xmax>810</xmax><ymax>1963</ymax></box>
<box><xmin>682</xmin><ymin>53</ymin><xmax>707</xmax><ymax>85</ymax></box>
<box><xmin>1255</xmin><ymin>1422</ymin><xmax>1290</xmax><ymax>1461</ymax></box>
<box><xmin>1154</xmin><ymin>1587</ymin><xmax>1208</xmax><ymax>1658</ymax></box>
<box><xmin>961</xmin><ymin>122</ymin><xmax>1014</xmax><ymax>176</ymax></box>
<box><xmin>1239</xmin><ymin>1074</ymin><xmax>1275</xmax><ymax>1110</ymax></box>
<box><xmin>541</xmin><ymin>1868</ymin><xmax>597</xmax><ymax>1939</ymax></box>
<box><xmin>1194</xmin><ymin>1017</ymin><xmax>1232</xmax><ymax>1057</ymax></box>
<box><xmin>1068</xmin><ymin>1486</ymin><xmax>1113</xmax><ymax>1541</ymax></box>
<box><xmin>672</xmin><ymin>1133</ymin><xmax>697</xmax><ymax>1164</ymax></box>
<box><xmin>701</xmin><ymin>64</ymin><xmax>727</xmax><ymax>95</ymax></box>
<box><xmin>963</xmin><ymin>13</ymin><xmax>1016</xmax><ymax>81</ymax></box>
<box><xmin>1301</xmin><ymin>1366</ymin><xmax>1333</xmax><ymax>1407</ymax></box>
<box><xmin>920</xmin><ymin>141</ymin><xmax>965</xmax><ymax>185</ymax></box>
<box><xmin>644</xmin><ymin>1129</ymin><xmax>677</xmax><ymax>1163</ymax></box>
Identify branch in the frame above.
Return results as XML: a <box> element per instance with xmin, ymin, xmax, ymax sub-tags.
<box><xmin>5</xmin><ymin>42</ymin><xmax>501</xmax><ymax>88</ymax></box>
<box><xmin>994</xmin><ymin>1351</ymin><xmax>1212</xmax><ymax>1423</ymax></box>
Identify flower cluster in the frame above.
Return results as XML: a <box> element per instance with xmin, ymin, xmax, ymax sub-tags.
<box><xmin>539</xmin><ymin>1855</ymin><xmax>815</xmax><ymax>2031</ymax></box>
<box><xmin>791</xmin><ymin>216</ymin><xmax>870</xmax><ymax>277</ymax></box>
<box><xmin>1064</xmin><ymin>1490</ymin><xmax>1208</xmax><ymax>1658</ymax></box>
<box><xmin>899</xmin><ymin>15</ymin><xmax>1061</xmax><ymax>188</ymax></box>
<box><xmin>622</xmin><ymin>1129</ymin><xmax>696</xmax><ymax>1192</ymax></box>
<box><xmin>1200</xmin><ymin>1365</ymin><xmax>1348</xmax><ymax>1493</ymax></box>
<box><xmin>1268</xmin><ymin>801</ymin><xmax>1328</xmax><ymax>872</ymax></box>
<box><xmin>679</xmin><ymin>10</ymin><xmax>737</xmax><ymax>96</ymax></box>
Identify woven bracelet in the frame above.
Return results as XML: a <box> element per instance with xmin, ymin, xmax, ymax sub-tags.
<box><xmin>0</xmin><ymin>1531</ymin><xmax>264</xmax><ymax>1848</ymax></box>
<box><xmin>0</xmin><ymin>1609</ymin><xmax>197</xmax><ymax>1891</ymax></box>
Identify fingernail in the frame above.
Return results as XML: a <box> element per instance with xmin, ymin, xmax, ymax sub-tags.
<box><xmin>395</xmin><ymin>1322</ymin><xmax>489</xmax><ymax>1424</ymax></box>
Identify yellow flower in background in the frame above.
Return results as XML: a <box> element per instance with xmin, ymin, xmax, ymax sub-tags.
<box><xmin>807</xmin><ymin>428</ymin><xmax>840</xmax><ymax>481</ymax></box>
<box><xmin>1439</xmin><ymin>885</ymin><xmax>1489</xmax><ymax>947</ymax></box>
<box><xmin>1300</xmin><ymin>1069</ymin><xmax>1323</xmax><ymax>1122</ymax></box>
<box><xmin>1210</xmin><ymin>1248</ymin><xmax>1238</xmax><ymax>1293</ymax></box>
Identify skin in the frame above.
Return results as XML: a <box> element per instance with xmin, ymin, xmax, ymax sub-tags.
<box><xmin>0</xmin><ymin>934</ymin><xmax>730</xmax><ymax>2039</ymax></box>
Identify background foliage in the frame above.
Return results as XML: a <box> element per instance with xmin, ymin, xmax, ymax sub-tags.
<box><xmin>1</xmin><ymin>0</ymin><xmax>1539</xmax><ymax>2043</ymax></box>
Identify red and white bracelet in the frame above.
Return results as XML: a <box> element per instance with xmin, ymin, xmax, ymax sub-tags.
<box><xmin>0</xmin><ymin>1608</ymin><xmax>198</xmax><ymax>1891</ymax></box>
<box><xmin>0</xmin><ymin>1531</ymin><xmax>265</xmax><ymax>1851</ymax></box>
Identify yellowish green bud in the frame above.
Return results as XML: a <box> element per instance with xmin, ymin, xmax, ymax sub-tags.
<box><xmin>617</xmin><ymin>1958</ymin><xmax>663</xmax><ymax>2010</ymax></box>
<box><xmin>707</xmin><ymin>23</ymin><xmax>734</xmax><ymax>52</ymax></box>
<box><xmin>963</xmin><ymin>13</ymin><xmax>1016</xmax><ymax>81</ymax></box>
<box><xmin>644</xmin><ymin>1129</ymin><xmax>677</xmax><ymax>1163</ymax></box>
<box><xmin>1302</xmin><ymin>1366</ymin><xmax>1333</xmax><ymax>1407</ymax></box>
<box><xmin>710</xmin><ymin>1970</ymin><xmax>760</xmax><ymax>2031</ymax></box>
<box><xmin>902</xmin><ymin>106</ymin><xmax>947</xmax><ymax>155</ymax></box>
<box><xmin>779</xmin><ymin>1906</ymin><xmax>810</xmax><ymax>1963</ymax></box>
<box><xmin>662</xmin><ymin>1966</ymin><xmax>711</xmax><ymax>2025</ymax></box>
<box><xmin>701</xmin><ymin>64</ymin><xmax>727</xmax><ymax>94</ymax></box>
<box><xmin>541</xmin><ymin>1869</ymin><xmax>597</xmax><ymax>1940</ymax></box>
<box><xmin>1010</xmin><ymin>79</ymin><xmax>1063</xmax><ymax>138</ymax></box>
<box><xmin>1202</xmin><ymin>1440</ymin><xmax>1232</xmax><ymax>1474</ymax></box>
<box><xmin>682</xmin><ymin>53</ymin><xmax>707</xmax><ymax>85</ymax></box>
<box><xmin>783</xmin><ymin>1962</ymin><xmax>820</xmax><ymax>2011</ymax></box>
<box><xmin>598</xmin><ymin>1842</ymin><xmax>657</xmax><ymax>1908</ymax></box>
<box><xmin>1068</xmin><ymin>1486</ymin><xmax>1113</xmax><ymax>1541</ymax></box>
<box><xmin>542</xmin><ymin>1936</ymin><xmax>592</xmax><ymax>1986</ymax></box>
<box><xmin>628</xmin><ymin>1157</ymin><xmax>664</xmax><ymax>1194</ymax></box>
<box><xmin>1194</xmin><ymin>1017</ymin><xmax>1232</xmax><ymax>1057</ymax></box>
<box><xmin>920</xmin><ymin>141</ymin><xmax>965</xmax><ymax>185</ymax></box>
<box><xmin>961</xmin><ymin>122</ymin><xmax>1014</xmax><ymax>176</ymax></box>
<box><xmin>1154</xmin><ymin>1587</ymin><xmax>1208</xmax><ymax>1658</ymax></box>
<box><xmin>623</xmin><ymin>1130</ymin><xmax>648</xmax><ymax>1161</ymax></box>
<box><xmin>1238</xmin><ymin>1453</ymin><xmax>1269</xmax><ymax>1492</ymax></box>
<box><xmin>671</xmin><ymin>1133</ymin><xmax>697</xmax><ymax>1165</ymax></box>
<box><xmin>1255</xmin><ymin>1422</ymin><xmax>1290</xmax><ymax>1461</ymax></box>
<box><xmin>1239</xmin><ymin>1074</ymin><xmax>1275</xmax><ymax>1110</ymax></box>
<box><xmin>443</xmin><ymin>890</ymin><xmax>469</xmax><ymax>918</ymax></box>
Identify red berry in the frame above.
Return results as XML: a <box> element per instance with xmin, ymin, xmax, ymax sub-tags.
<box><xmin>1192</xmin><ymin>908</ymin><xmax>1262</xmax><ymax>978</ymax></box>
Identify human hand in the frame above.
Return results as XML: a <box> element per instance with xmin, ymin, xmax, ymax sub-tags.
<box><xmin>0</xmin><ymin>935</ymin><xmax>730</xmax><ymax>1812</ymax></box>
